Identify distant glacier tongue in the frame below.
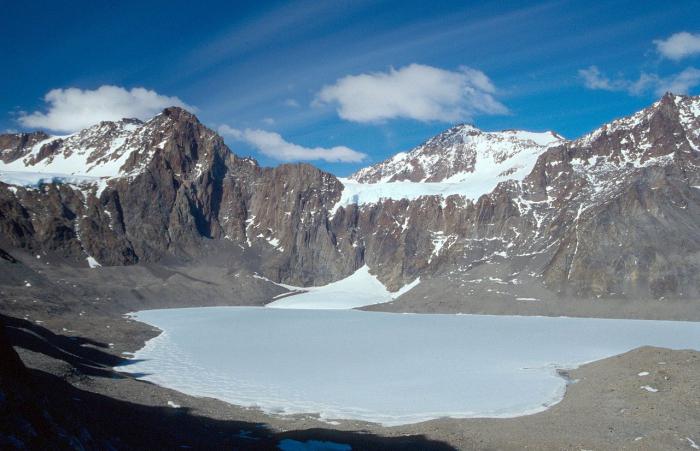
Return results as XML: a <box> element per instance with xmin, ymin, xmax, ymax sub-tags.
<box><xmin>121</xmin><ymin>308</ymin><xmax>700</xmax><ymax>426</ymax></box>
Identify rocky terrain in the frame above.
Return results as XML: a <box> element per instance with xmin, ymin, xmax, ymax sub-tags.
<box><xmin>2</xmin><ymin>240</ymin><xmax>699</xmax><ymax>450</ymax></box>
<box><xmin>2</xmin><ymin>93</ymin><xmax>700</xmax><ymax>450</ymax></box>
<box><xmin>1</xmin><ymin>93</ymin><xmax>700</xmax><ymax>308</ymax></box>
<box><xmin>3</xmin><ymin>299</ymin><xmax>699</xmax><ymax>450</ymax></box>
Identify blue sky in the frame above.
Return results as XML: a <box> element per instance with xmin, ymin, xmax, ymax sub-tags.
<box><xmin>2</xmin><ymin>0</ymin><xmax>699</xmax><ymax>175</ymax></box>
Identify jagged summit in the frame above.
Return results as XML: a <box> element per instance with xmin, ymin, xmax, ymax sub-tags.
<box><xmin>350</xmin><ymin>123</ymin><xmax>565</xmax><ymax>184</ymax></box>
<box><xmin>160</xmin><ymin>105</ymin><xmax>201</xmax><ymax>122</ymax></box>
<box><xmin>570</xmin><ymin>92</ymin><xmax>700</xmax><ymax>163</ymax></box>
<box><xmin>0</xmin><ymin>106</ymin><xmax>215</xmax><ymax>182</ymax></box>
<box><xmin>350</xmin><ymin>94</ymin><xmax>700</xmax><ymax>188</ymax></box>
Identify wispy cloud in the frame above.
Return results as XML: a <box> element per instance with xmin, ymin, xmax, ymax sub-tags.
<box><xmin>579</xmin><ymin>31</ymin><xmax>700</xmax><ymax>98</ymax></box>
<box><xmin>579</xmin><ymin>65</ymin><xmax>700</xmax><ymax>96</ymax></box>
<box><xmin>178</xmin><ymin>1</ymin><xmax>349</xmax><ymax>81</ymax></box>
<box><xmin>315</xmin><ymin>64</ymin><xmax>508</xmax><ymax>123</ymax></box>
<box><xmin>219</xmin><ymin>125</ymin><xmax>366</xmax><ymax>163</ymax></box>
<box><xmin>654</xmin><ymin>32</ymin><xmax>700</xmax><ymax>61</ymax></box>
<box><xmin>181</xmin><ymin>1</ymin><xmax>556</xmax><ymax>123</ymax></box>
<box><xmin>659</xmin><ymin>67</ymin><xmax>700</xmax><ymax>94</ymax></box>
<box><xmin>579</xmin><ymin>66</ymin><xmax>653</xmax><ymax>94</ymax></box>
<box><xmin>19</xmin><ymin>86</ymin><xmax>192</xmax><ymax>133</ymax></box>
<box><xmin>579</xmin><ymin>66</ymin><xmax>625</xmax><ymax>91</ymax></box>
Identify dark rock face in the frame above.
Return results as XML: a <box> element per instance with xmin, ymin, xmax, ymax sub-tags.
<box><xmin>0</xmin><ymin>132</ymin><xmax>50</xmax><ymax>164</ymax></box>
<box><xmin>246</xmin><ymin>163</ymin><xmax>358</xmax><ymax>285</ymax></box>
<box><xmin>1</xmin><ymin>94</ymin><xmax>699</xmax><ymax>301</ymax></box>
<box><xmin>533</xmin><ymin>93</ymin><xmax>700</xmax><ymax>299</ymax></box>
<box><xmin>340</xmin><ymin>93</ymin><xmax>700</xmax><ymax>297</ymax></box>
<box><xmin>0</xmin><ymin>108</ymin><xmax>350</xmax><ymax>285</ymax></box>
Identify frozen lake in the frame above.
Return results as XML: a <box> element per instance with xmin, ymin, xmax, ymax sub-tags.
<box><xmin>121</xmin><ymin>307</ymin><xmax>700</xmax><ymax>425</ymax></box>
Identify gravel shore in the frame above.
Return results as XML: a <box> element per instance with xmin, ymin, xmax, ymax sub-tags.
<box><xmin>2</xmin><ymin>254</ymin><xmax>699</xmax><ymax>450</ymax></box>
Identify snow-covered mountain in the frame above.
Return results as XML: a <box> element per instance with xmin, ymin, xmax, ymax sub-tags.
<box><xmin>0</xmin><ymin>110</ymin><xmax>222</xmax><ymax>195</ymax></box>
<box><xmin>351</xmin><ymin>125</ymin><xmax>564</xmax><ymax>184</ymax></box>
<box><xmin>0</xmin><ymin>118</ymin><xmax>143</xmax><ymax>177</ymax></box>
<box><xmin>333</xmin><ymin>125</ymin><xmax>564</xmax><ymax>212</ymax></box>
<box><xmin>1</xmin><ymin>93</ymin><xmax>699</xmax><ymax>304</ymax></box>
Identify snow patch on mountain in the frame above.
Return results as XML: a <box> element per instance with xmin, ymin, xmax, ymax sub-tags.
<box><xmin>86</xmin><ymin>256</ymin><xmax>102</xmax><ymax>268</ymax></box>
<box><xmin>266</xmin><ymin>265</ymin><xmax>419</xmax><ymax>309</ymax></box>
<box><xmin>332</xmin><ymin>179</ymin><xmax>473</xmax><ymax>213</ymax></box>
<box><xmin>675</xmin><ymin>94</ymin><xmax>700</xmax><ymax>150</ymax></box>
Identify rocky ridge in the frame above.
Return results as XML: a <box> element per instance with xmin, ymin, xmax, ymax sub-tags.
<box><xmin>1</xmin><ymin>93</ymin><xmax>699</xmax><ymax>303</ymax></box>
<box><xmin>350</xmin><ymin>125</ymin><xmax>563</xmax><ymax>183</ymax></box>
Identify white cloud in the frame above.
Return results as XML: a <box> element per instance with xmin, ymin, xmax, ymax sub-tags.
<box><xmin>284</xmin><ymin>98</ymin><xmax>300</xmax><ymax>108</ymax></box>
<box><xmin>579</xmin><ymin>66</ymin><xmax>626</xmax><ymax>91</ymax></box>
<box><xmin>219</xmin><ymin>125</ymin><xmax>367</xmax><ymax>163</ymax></box>
<box><xmin>19</xmin><ymin>85</ymin><xmax>193</xmax><ymax>133</ymax></box>
<box><xmin>579</xmin><ymin>65</ymin><xmax>700</xmax><ymax>96</ymax></box>
<box><xmin>658</xmin><ymin>67</ymin><xmax>700</xmax><ymax>94</ymax></box>
<box><xmin>262</xmin><ymin>117</ymin><xmax>276</xmax><ymax>125</ymax></box>
<box><xmin>314</xmin><ymin>63</ymin><xmax>508</xmax><ymax>123</ymax></box>
<box><xmin>654</xmin><ymin>32</ymin><xmax>700</xmax><ymax>61</ymax></box>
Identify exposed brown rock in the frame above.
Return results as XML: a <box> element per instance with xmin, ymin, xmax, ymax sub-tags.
<box><xmin>1</xmin><ymin>94</ymin><xmax>699</xmax><ymax>302</ymax></box>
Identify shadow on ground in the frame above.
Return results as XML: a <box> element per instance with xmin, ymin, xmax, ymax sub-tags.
<box><xmin>2</xmin><ymin>314</ymin><xmax>127</xmax><ymax>378</ymax></box>
<box><xmin>1</xmin><ymin>315</ymin><xmax>457</xmax><ymax>450</ymax></box>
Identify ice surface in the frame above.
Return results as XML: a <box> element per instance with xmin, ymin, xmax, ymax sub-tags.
<box><xmin>277</xmin><ymin>439</ymin><xmax>351</xmax><ymax>451</ymax></box>
<box><xmin>121</xmin><ymin>308</ymin><xmax>700</xmax><ymax>426</ymax></box>
<box><xmin>266</xmin><ymin>265</ymin><xmax>418</xmax><ymax>309</ymax></box>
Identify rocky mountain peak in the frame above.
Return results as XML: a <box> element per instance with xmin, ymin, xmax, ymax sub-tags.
<box><xmin>161</xmin><ymin>106</ymin><xmax>201</xmax><ymax>122</ymax></box>
<box><xmin>568</xmin><ymin>93</ymin><xmax>700</xmax><ymax>169</ymax></box>
<box><xmin>0</xmin><ymin>107</ymin><xmax>225</xmax><ymax>183</ymax></box>
<box><xmin>444</xmin><ymin>123</ymin><xmax>481</xmax><ymax>135</ymax></box>
<box><xmin>350</xmin><ymin>123</ymin><xmax>564</xmax><ymax>184</ymax></box>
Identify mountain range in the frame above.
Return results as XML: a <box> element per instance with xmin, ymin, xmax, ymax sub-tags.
<box><xmin>1</xmin><ymin>93</ymin><xmax>699</xmax><ymax>308</ymax></box>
